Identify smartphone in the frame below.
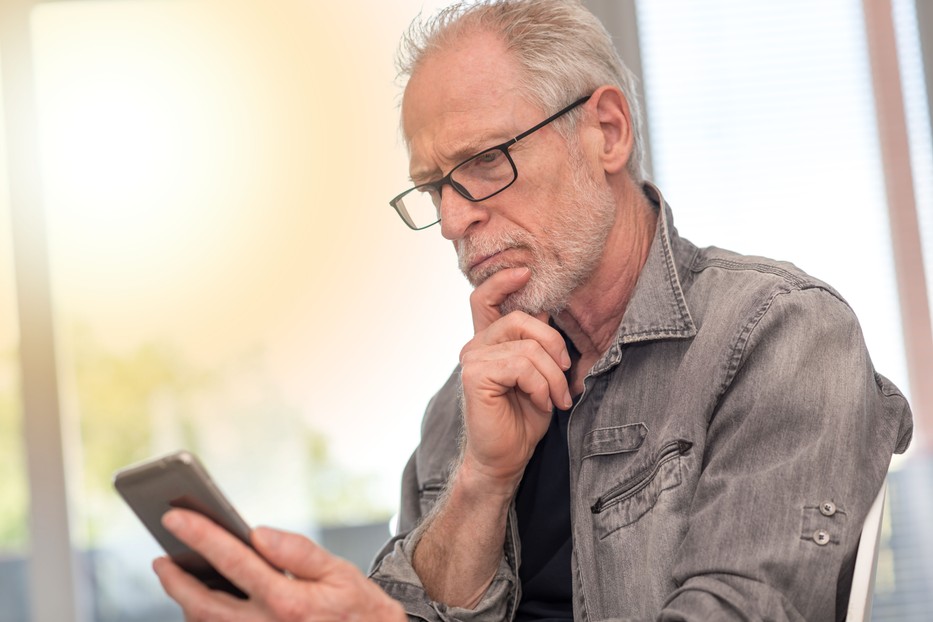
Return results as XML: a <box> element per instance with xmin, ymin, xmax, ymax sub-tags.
<box><xmin>113</xmin><ymin>450</ymin><xmax>254</xmax><ymax>598</ymax></box>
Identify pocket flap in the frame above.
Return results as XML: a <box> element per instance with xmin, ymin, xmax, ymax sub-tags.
<box><xmin>582</xmin><ymin>423</ymin><xmax>648</xmax><ymax>459</ymax></box>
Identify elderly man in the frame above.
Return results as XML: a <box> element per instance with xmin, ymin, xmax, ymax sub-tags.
<box><xmin>155</xmin><ymin>1</ymin><xmax>913</xmax><ymax>620</ymax></box>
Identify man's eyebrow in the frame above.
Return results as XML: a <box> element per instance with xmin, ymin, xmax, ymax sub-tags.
<box><xmin>409</xmin><ymin>167</ymin><xmax>441</xmax><ymax>186</ymax></box>
<box><xmin>410</xmin><ymin>135</ymin><xmax>513</xmax><ymax>185</ymax></box>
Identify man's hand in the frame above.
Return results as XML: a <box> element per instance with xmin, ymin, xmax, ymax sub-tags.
<box><xmin>410</xmin><ymin>266</ymin><xmax>572</xmax><ymax>607</ymax></box>
<box><xmin>458</xmin><ymin>266</ymin><xmax>573</xmax><ymax>490</ymax></box>
<box><xmin>154</xmin><ymin>509</ymin><xmax>406</xmax><ymax>622</ymax></box>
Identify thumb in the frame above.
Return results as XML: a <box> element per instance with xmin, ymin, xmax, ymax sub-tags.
<box><xmin>251</xmin><ymin>526</ymin><xmax>344</xmax><ymax>581</ymax></box>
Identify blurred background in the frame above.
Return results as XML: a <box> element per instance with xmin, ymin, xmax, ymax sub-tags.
<box><xmin>0</xmin><ymin>0</ymin><xmax>931</xmax><ymax>620</ymax></box>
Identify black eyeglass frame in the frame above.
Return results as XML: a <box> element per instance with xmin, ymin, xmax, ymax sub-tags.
<box><xmin>390</xmin><ymin>93</ymin><xmax>593</xmax><ymax>230</ymax></box>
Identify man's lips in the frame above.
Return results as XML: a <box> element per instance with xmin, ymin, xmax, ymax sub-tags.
<box><xmin>469</xmin><ymin>250</ymin><xmax>505</xmax><ymax>272</ymax></box>
<box><xmin>469</xmin><ymin>247</ymin><xmax>530</xmax><ymax>275</ymax></box>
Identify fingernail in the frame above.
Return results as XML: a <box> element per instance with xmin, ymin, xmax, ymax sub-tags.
<box><xmin>546</xmin><ymin>398</ymin><xmax>554</xmax><ymax>412</ymax></box>
<box><xmin>254</xmin><ymin>526</ymin><xmax>281</xmax><ymax>549</ymax></box>
<box><xmin>561</xmin><ymin>351</ymin><xmax>571</xmax><ymax>369</ymax></box>
<box><xmin>162</xmin><ymin>510</ymin><xmax>186</xmax><ymax>531</ymax></box>
<box><xmin>564</xmin><ymin>390</ymin><xmax>573</xmax><ymax>408</ymax></box>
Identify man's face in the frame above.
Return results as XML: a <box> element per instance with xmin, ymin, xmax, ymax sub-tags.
<box><xmin>402</xmin><ymin>31</ymin><xmax>616</xmax><ymax>315</ymax></box>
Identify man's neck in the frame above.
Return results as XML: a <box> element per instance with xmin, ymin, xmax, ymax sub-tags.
<box><xmin>552</xmin><ymin>182</ymin><xmax>658</xmax><ymax>394</ymax></box>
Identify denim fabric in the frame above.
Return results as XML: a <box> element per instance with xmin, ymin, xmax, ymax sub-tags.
<box><xmin>369</xmin><ymin>185</ymin><xmax>913</xmax><ymax>621</ymax></box>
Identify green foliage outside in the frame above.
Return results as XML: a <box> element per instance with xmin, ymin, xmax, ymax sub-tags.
<box><xmin>0</xmin><ymin>326</ymin><xmax>390</xmax><ymax>550</ymax></box>
<box><xmin>304</xmin><ymin>429</ymin><xmax>393</xmax><ymax>527</ymax></box>
<box><xmin>70</xmin><ymin>324</ymin><xmax>209</xmax><ymax>545</ymax></box>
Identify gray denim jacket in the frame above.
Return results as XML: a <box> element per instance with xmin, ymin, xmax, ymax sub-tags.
<box><xmin>370</xmin><ymin>186</ymin><xmax>913</xmax><ymax>621</ymax></box>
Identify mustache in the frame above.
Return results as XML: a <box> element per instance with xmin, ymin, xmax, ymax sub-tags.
<box><xmin>457</xmin><ymin>230</ymin><xmax>533</xmax><ymax>274</ymax></box>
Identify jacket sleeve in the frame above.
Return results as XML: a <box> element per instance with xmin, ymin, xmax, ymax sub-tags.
<box><xmin>368</xmin><ymin>371</ymin><xmax>522</xmax><ymax>622</ymax></box>
<box><xmin>659</xmin><ymin>287</ymin><xmax>912</xmax><ymax>621</ymax></box>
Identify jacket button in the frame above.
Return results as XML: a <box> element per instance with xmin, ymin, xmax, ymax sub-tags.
<box><xmin>820</xmin><ymin>501</ymin><xmax>837</xmax><ymax>517</ymax></box>
<box><xmin>813</xmin><ymin>530</ymin><xmax>831</xmax><ymax>546</ymax></box>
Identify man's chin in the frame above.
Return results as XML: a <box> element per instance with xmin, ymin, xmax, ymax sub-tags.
<box><xmin>463</xmin><ymin>264</ymin><xmax>563</xmax><ymax>316</ymax></box>
<box><xmin>462</xmin><ymin>265</ymin><xmax>534</xmax><ymax>314</ymax></box>
<box><xmin>497</xmin><ymin>291</ymin><xmax>530</xmax><ymax>316</ymax></box>
<box><xmin>465</xmin><ymin>263</ymin><xmax>510</xmax><ymax>288</ymax></box>
<box><xmin>498</xmin><ymin>287</ymin><xmax>553</xmax><ymax>317</ymax></box>
<box><xmin>500</xmin><ymin>280</ymin><xmax>572</xmax><ymax>317</ymax></box>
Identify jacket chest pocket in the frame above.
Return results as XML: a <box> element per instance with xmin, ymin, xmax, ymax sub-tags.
<box><xmin>582</xmin><ymin>425</ymin><xmax>692</xmax><ymax>539</ymax></box>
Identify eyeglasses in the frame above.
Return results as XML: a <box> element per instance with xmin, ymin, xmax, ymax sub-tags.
<box><xmin>389</xmin><ymin>94</ymin><xmax>592</xmax><ymax>230</ymax></box>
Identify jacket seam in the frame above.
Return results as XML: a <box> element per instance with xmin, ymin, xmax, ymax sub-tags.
<box><xmin>690</xmin><ymin>257</ymin><xmax>811</xmax><ymax>289</ymax></box>
<box><xmin>719</xmin><ymin>288</ymin><xmax>788</xmax><ymax>400</ymax></box>
<box><xmin>718</xmin><ymin>285</ymin><xmax>843</xmax><ymax>401</ymax></box>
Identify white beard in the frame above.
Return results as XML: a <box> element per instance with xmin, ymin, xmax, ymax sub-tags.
<box><xmin>457</xmin><ymin>147</ymin><xmax>617</xmax><ymax>316</ymax></box>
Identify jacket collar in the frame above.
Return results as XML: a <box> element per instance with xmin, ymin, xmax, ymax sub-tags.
<box><xmin>590</xmin><ymin>183</ymin><xmax>697</xmax><ymax>375</ymax></box>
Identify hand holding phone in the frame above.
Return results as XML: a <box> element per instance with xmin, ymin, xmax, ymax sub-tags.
<box><xmin>114</xmin><ymin>450</ymin><xmax>256</xmax><ymax>598</ymax></box>
<box><xmin>123</xmin><ymin>451</ymin><xmax>409</xmax><ymax>620</ymax></box>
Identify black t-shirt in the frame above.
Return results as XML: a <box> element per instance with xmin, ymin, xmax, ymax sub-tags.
<box><xmin>514</xmin><ymin>405</ymin><xmax>574</xmax><ymax>621</ymax></box>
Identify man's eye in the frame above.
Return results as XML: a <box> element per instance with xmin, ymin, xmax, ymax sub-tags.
<box><xmin>474</xmin><ymin>150</ymin><xmax>502</xmax><ymax>165</ymax></box>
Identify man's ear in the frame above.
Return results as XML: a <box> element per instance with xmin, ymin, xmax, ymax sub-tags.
<box><xmin>587</xmin><ymin>86</ymin><xmax>634</xmax><ymax>175</ymax></box>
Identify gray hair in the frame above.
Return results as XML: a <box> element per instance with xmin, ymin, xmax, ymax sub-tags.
<box><xmin>397</xmin><ymin>0</ymin><xmax>646</xmax><ymax>182</ymax></box>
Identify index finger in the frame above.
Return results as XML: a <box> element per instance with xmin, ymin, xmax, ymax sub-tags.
<box><xmin>468</xmin><ymin>310</ymin><xmax>572</xmax><ymax>373</ymax></box>
<box><xmin>470</xmin><ymin>266</ymin><xmax>532</xmax><ymax>332</ymax></box>
<box><xmin>153</xmin><ymin>555</ymin><xmax>243</xmax><ymax>618</ymax></box>
<box><xmin>251</xmin><ymin>526</ymin><xmax>345</xmax><ymax>582</ymax></box>
<box><xmin>162</xmin><ymin>508</ymin><xmax>280</xmax><ymax>599</ymax></box>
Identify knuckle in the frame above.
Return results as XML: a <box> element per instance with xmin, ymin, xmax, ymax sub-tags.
<box><xmin>534</xmin><ymin>373</ymin><xmax>550</xmax><ymax>390</ymax></box>
<box><xmin>183</xmin><ymin>515</ymin><xmax>207</xmax><ymax>541</ymax></box>
<box><xmin>186</xmin><ymin>518</ymin><xmax>220</xmax><ymax>553</ymax></box>
<box><xmin>459</xmin><ymin>344</ymin><xmax>478</xmax><ymax>365</ymax></box>
<box><xmin>222</xmin><ymin>553</ymin><xmax>247</xmax><ymax>579</ymax></box>
<box><xmin>459</xmin><ymin>358</ymin><xmax>480</xmax><ymax>383</ymax></box>
<box><xmin>518</xmin><ymin>342</ymin><xmax>549</xmax><ymax>368</ymax></box>
<box><xmin>515</xmin><ymin>339</ymin><xmax>540</xmax><ymax>355</ymax></box>
<box><xmin>185</xmin><ymin>600</ymin><xmax>213</xmax><ymax>621</ymax></box>
<box><xmin>526</xmin><ymin>374</ymin><xmax>549</xmax><ymax>397</ymax></box>
<box><xmin>549</xmin><ymin>330</ymin><xmax>567</xmax><ymax>349</ymax></box>
<box><xmin>374</xmin><ymin>596</ymin><xmax>405</xmax><ymax>620</ymax></box>
<box><xmin>268</xmin><ymin>594</ymin><xmax>305</xmax><ymax>622</ymax></box>
<box><xmin>512</xmin><ymin>355</ymin><xmax>534</xmax><ymax>374</ymax></box>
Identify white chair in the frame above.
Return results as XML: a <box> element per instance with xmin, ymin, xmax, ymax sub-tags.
<box><xmin>846</xmin><ymin>480</ymin><xmax>888</xmax><ymax>621</ymax></box>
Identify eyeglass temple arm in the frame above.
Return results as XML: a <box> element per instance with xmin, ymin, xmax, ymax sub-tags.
<box><xmin>511</xmin><ymin>94</ymin><xmax>592</xmax><ymax>143</ymax></box>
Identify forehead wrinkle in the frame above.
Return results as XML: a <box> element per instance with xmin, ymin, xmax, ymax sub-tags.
<box><xmin>409</xmin><ymin>131</ymin><xmax>512</xmax><ymax>183</ymax></box>
<box><xmin>401</xmin><ymin>35</ymin><xmax>533</xmax><ymax>185</ymax></box>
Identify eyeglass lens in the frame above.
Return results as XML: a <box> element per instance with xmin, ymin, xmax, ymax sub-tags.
<box><xmin>394</xmin><ymin>146</ymin><xmax>516</xmax><ymax>229</ymax></box>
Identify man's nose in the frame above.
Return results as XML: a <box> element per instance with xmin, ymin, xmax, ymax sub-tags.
<box><xmin>439</xmin><ymin>184</ymin><xmax>487</xmax><ymax>240</ymax></box>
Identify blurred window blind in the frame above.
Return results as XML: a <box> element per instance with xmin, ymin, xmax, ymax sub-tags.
<box><xmin>892</xmin><ymin>0</ymin><xmax>933</xmax><ymax>329</ymax></box>
<box><xmin>634</xmin><ymin>2</ymin><xmax>933</xmax><ymax>618</ymax></box>
<box><xmin>635</xmin><ymin>0</ymin><xmax>910</xmax><ymax>400</ymax></box>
